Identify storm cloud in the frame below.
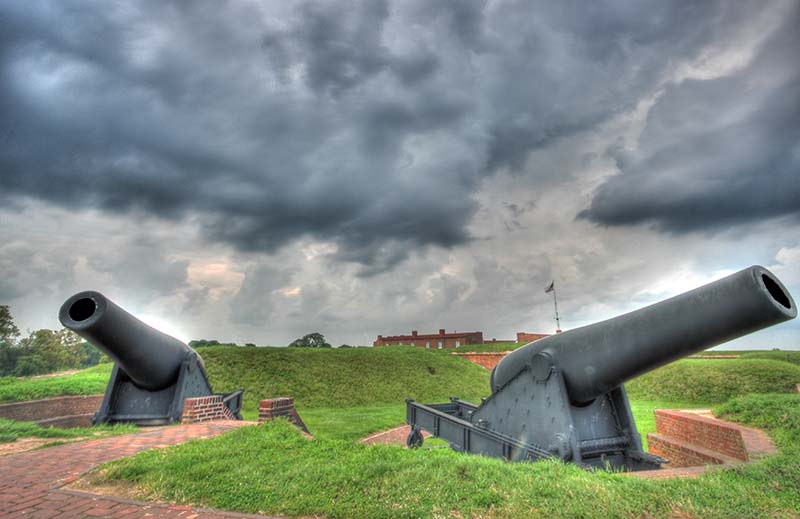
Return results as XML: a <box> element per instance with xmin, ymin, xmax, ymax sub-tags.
<box><xmin>580</xmin><ymin>4</ymin><xmax>800</xmax><ymax>232</ymax></box>
<box><xmin>0</xmin><ymin>0</ymin><xmax>773</xmax><ymax>274</ymax></box>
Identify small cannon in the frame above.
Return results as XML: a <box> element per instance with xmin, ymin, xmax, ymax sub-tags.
<box><xmin>59</xmin><ymin>291</ymin><xmax>243</xmax><ymax>426</ymax></box>
<box><xmin>406</xmin><ymin>266</ymin><xmax>796</xmax><ymax>471</ymax></box>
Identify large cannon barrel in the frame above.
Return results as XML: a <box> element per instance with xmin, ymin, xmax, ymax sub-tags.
<box><xmin>59</xmin><ymin>291</ymin><xmax>194</xmax><ymax>391</ymax></box>
<box><xmin>492</xmin><ymin>265</ymin><xmax>796</xmax><ymax>404</ymax></box>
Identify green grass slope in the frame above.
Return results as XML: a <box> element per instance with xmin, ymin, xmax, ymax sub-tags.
<box><xmin>199</xmin><ymin>346</ymin><xmax>491</xmax><ymax>415</ymax></box>
<box><xmin>739</xmin><ymin>350</ymin><xmax>800</xmax><ymax>365</ymax></box>
<box><xmin>625</xmin><ymin>358</ymin><xmax>800</xmax><ymax>404</ymax></box>
<box><xmin>94</xmin><ymin>393</ymin><xmax>800</xmax><ymax>519</ymax></box>
<box><xmin>0</xmin><ymin>364</ymin><xmax>111</xmax><ymax>403</ymax></box>
<box><xmin>0</xmin><ymin>347</ymin><xmax>491</xmax><ymax>412</ymax></box>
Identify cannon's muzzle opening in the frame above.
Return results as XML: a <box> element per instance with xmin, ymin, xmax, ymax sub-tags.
<box><xmin>409</xmin><ymin>265</ymin><xmax>797</xmax><ymax>471</ymax></box>
<box><xmin>58</xmin><ymin>290</ymin><xmax>244</xmax><ymax>425</ymax></box>
<box><xmin>68</xmin><ymin>297</ymin><xmax>97</xmax><ymax>322</ymax></box>
<box><xmin>761</xmin><ymin>272</ymin><xmax>794</xmax><ymax>313</ymax></box>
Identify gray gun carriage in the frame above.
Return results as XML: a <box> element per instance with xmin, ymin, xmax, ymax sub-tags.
<box><xmin>59</xmin><ymin>291</ymin><xmax>243</xmax><ymax>426</ymax></box>
<box><xmin>406</xmin><ymin>265</ymin><xmax>796</xmax><ymax>471</ymax></box>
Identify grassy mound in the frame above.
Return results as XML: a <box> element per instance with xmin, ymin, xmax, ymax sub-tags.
<box><xmin>200</xmin><ymin>346</ymin><xmax>491</xmax><ymax>415</ymax></box>
<box><xmin>92</xmin><ymin>393</ymin><xmax>800</xmax><ymax>519</ymax></box>
<box><xmin>625</xmin><ymin>359</ymin><xmax>800</xmax><ymax>404</ymax></box>
<box><xmin>0</xmin><ymin>364</ymin><xmax>111</xmax><ymax>403</ymax></box>
<box><xmin>0</xmin><ymin>347</ymin><xmax>490</xmax><ymax>411</ymax></box>
<box><xmin>739</xmin><ymin>350</ymin><xmax>800</xmax><ymax>365</ymax></box>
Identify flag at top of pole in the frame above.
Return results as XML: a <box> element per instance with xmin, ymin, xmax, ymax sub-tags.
<box><xmin>544</xmin><ymin>280</ymin><xmax>561</xmax><ymax>332</ymax></box>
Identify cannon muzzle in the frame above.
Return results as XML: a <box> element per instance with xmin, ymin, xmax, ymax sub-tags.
<box><xmin>58</xmin><ymin>291</ymin><xmax>242</xmax><ymax>425</ymax></box>
<box><xmin>492</xmin><ymin>265</ymin><xmax>796</xmax><ymax>404</ymax></box>
<box><xmin>59</xmin><ymin>291</ymin><xmax>191</xmax><ymax>391</ymax></box>
<box><xmin>406</xmin><ymin>265</ymin><xmax>795</xmax><ymax>470</ymax></box>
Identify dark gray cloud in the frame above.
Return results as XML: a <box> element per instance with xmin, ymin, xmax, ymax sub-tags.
<box><xmin>229</xmin><ymin>263</ymin><xmax>295</xmax><ymax>326</ymax></box>
<box><xmin>0</xmin><ymin>0</ymin><xmax>771</xmax><ymax>275</ymax></box>
<box><xmin>580</xmin><ymin>5</ymin><xmax>800</xmax><ymax>231</ymax></box>
<box><xmin>0</xmin><ymin>241</ymin><xmax>77</xmax><ymax>301</ymax></box>
<box><xmin>87</xmin><ymin>235</ymin><xmax>189</xmax><ymax>298</ymax></box>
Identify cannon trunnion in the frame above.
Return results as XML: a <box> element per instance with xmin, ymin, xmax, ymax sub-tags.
<box><xmin>59</xmin><ymin>291</ymin><xmax>243</xmax><ymax>426</ymax></box>
<box><xmin>406</xmin><ymin>265</ymin><xmax>796</xmax><ymax>471</ymax></box>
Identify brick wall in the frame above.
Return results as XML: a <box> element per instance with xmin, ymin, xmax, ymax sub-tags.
<box><xmin>631</xmin><ymin>410</ymin><xmax>777</xmax><ymax>478</ymax></box>
<box><xmin>0</xmin><ymin>395</ymin><xmax>103</xmax><ymax>424</ymax></box>
<box><xmin>258</xmin><ymin>397</ymin><xmax>309</xmax><ymax>433</ymax></box>
<box><xmin>451</xmin><ymin>352</ymin><xmax>510</xmax><ymax>370</ymax></box>
<box><xmin>516</xmin><ymin>332</ymin><xmax>549</xmax><ymax>344</ymax></box>
<box><xmin>374</xmin><ymin>330</ymin><xmax>484</xmax><ymax>349</ymax></box>
<box><xmin>647</xmin><ymin>434</ymin><xmax>730</xmax><ymax>467</ymax></box>
<box><xmin>180</xmin><ymin>395</ymin><xmax>237</xmax><ymax>424</ymax></box>
<box><xmin>653</xmin><ymin>410</ymin><xmax>747</xmax><ymax>461</ymax></box>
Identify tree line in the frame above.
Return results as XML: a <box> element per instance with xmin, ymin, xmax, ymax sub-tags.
<box><xmin>1</xmin><ymin>303</ymin><xmax>359</xmax><ymax>377</ymax></box>
<box><xmin>0</xmin><ymin>305</ymin><xmax>107</xmax><ymax>377</ymax></box>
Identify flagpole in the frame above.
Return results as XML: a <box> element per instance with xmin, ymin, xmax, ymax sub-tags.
<box><xmin>552</xmin><ymin>286</ymin><xmax>561</xmax><ymax>333</ymax></box>
<box><xmin>545</xmin><ymin>280</ymin><xmax>562</xmax><ymax>333</ymax></box>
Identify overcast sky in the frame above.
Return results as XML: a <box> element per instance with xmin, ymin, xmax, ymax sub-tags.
<box><xmin>1</xmin><ymin>0</ymin><xmax>798</xmax><ymax>349</ymax></box>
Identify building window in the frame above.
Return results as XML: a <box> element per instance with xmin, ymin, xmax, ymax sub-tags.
<box><xmin>425</xmin><ymin>341</ymin><xmax>430</xmax><ymax>349</ymax></box>
<box><xmin>438</xmin><ymin>341</ymin><xmax>443</xmax><ymax>349</ymax></box>
<box><xmin>455</xmin><ymin>340</ymin><xmax>461</xmax><ymax>348</ymax></box>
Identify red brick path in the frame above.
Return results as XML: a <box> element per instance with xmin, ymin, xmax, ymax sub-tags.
<box><xmin>360</xmin><ymin>425</ymin><xmax>431</xmax><ymax>446</ymax></box>
<box><xmin>0</xmin><ymin>420</ymin><xmax>281</xmax><ymax>518</ymax></box>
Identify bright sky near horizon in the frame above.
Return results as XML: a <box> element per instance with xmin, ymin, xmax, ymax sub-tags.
<box><xmin>1</xmin><ymin>1</ymin><xmax>798</xmax><ymax>349</ymax></box>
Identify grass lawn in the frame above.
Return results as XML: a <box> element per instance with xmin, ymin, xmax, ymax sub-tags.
<box><xmin>2</xmin><ymin>344</ymin><xmax>799</xmax><ymax>516</ymax></box>
<box><xmin>90</xmin><ymin>393</ymin><xmax>800</xmax><ymax>518</ymax></box>
<box><xmin>3</xmin><ymin>347</ymin><xmax>798</xmax><ymax>446</ymax></box>
<box><xmin>0</xmin><ymin>419</ymin><xmax>135</xmax><ymax>443</ymax></box>
<box><xmin>297</xmin><ymin>400</ymin><xmax>702</xmax><ymax>451</ymax></box>
<box><xmin>199</xmin><ymin>345</ymin><xmax>492</xmax><ymax>416</ymax></box>
<box><xmin>625</xmin><ymin>358</ymin><xmax>800</xmax><ymax>403</ymax></box>
<box><xmin>740</xmin><ymin>350</ymin><xmax>800</xmax><ymax>365</ymax></box>
<box><xmin>0</xmin><ymin>363</ymin><xmax>111</xmax><ymax>403</ymax></box>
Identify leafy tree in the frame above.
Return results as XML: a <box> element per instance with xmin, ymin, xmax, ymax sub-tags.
<box><xmin>0</xmin><ymin>306</ymin><xmax>107</xmax><ymax>376</ymax></box>
<box><xmin>0</xmin><ymin>305</ymin><xmax>21</xmax><ymax>376</ymax></box>
<box><xmin>244</xmin><ymin>343</ymin><xmax>256</xmax><ymax>347</ymax></box>
<box><xmin>289</xmin><ymin>332</ymin><xmax>331</xmax><ymax>348</ymax></box>
<box><xmin>13</xmin><ymin>353</ymin><xmax>48</xmax><ymax>377</ymax></box>
<box><xmin>189</xmin><ymin>339</ymin><xmax>221</xmax><ymax>348</ymax></box>
<box><xmin>80</xmin><ymin>340</ymin><xmax>109</xmax><ymax>367</ymax></box>
<box><xmin>339</xmin><ymin>344</ymin><xmax>352</xmax><ymax>348</ymax></box>
<box><xmin>0</xmin><ymin>343</ymin><xmax>20</xmax><ymax>376</ymax></box>
<box><xmin>0</xmin><ymin>305</ymin><xmax>20</xmax><ymax>346</ymax></box>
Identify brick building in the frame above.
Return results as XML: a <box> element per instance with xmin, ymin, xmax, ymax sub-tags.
<box><xmin>516</xmin><ymin>332</ymin><xmax>550</xmax><ymax>343</ymax></box>
<box><xmin>374</xmin><ymin>329</ymin><xmax>483</xmax><ymax>349</ymax></box>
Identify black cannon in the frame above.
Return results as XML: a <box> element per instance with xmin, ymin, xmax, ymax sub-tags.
<box><xmin>406</xmin><ymin>265</ymin><xmax>796</xmax><ymax>471</ymax></box>
<box><xmin>59</xmin><ymin>291</ymin><xmax>243</xmax><ymax>426</ymax></box>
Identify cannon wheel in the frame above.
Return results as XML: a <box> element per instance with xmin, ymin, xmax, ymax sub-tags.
<box><xmin>406</xmin><ymin>426</ymin><xmax>424</xmax><ymax>448</ymax></box>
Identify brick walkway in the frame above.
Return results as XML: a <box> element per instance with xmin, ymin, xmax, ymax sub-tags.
<box><xmin>0</xmin><ymin>420</ymin><xmax>280</xmax><ymax>518</ymax></box>
<box><xmin>360</xmin><ymin>425</ymin><xmax>430</xmax><ymax>446</ymax></box>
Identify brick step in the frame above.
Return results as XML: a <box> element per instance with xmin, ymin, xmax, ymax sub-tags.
<box><xmin>647</xmin><ymin>433</ymin><xmax>740</xmax><ymax>468</ymax></box>
<box><xmin>653</xmin><ymin>409</ymin><xmax>749</xmax><ymax>461</ymax></box>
